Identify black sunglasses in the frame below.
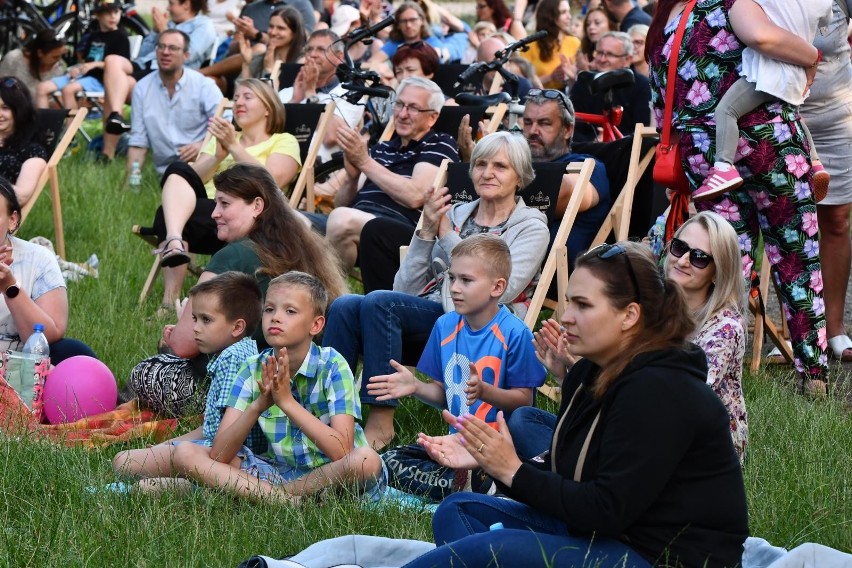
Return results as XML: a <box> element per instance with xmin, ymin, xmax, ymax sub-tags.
<box><xmin>527</xmin><ymin>88</ymin><xmax>572</xmax><ymax>114</ymax></box>
<box><xmin>584</xmin><ymin>243</ymin><xmax>641</xmax><ymax>305</ymax></box>
<box><xmin>669</xmin><ymin>237</ymin><xmax>714</xmax><ymax>269</ymax></box>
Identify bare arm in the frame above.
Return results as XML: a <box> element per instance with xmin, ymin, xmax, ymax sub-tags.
<box><xmin>13</xmin><ymin>158</ymin><xmax>47</xmax><ymax>206</ymax></box>
<box><xmin>557</xmin><ymin>174</ymin><xmax>600</xmax><ymax>216</ymax></box>
<box><xmin>126</xmin><ymin>146</ymin><xmax>148</xmax><ymax>176</ymax></box>
<box><xmin>729</xmin><ymin>0</ymin><xmax>819</xmax><ymax>67</ymax></box>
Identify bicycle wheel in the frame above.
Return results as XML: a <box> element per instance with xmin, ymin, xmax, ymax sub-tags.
<box><xmin>120</xmin><ymin>11</ymin><xmax>150</xmax><ymax>37</ymax></box>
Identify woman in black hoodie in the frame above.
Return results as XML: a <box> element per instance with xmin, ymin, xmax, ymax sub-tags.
<box><xmin>408</xmin><ymin>241</ymin><xmax>748</xmax><ymax>568</ymax></box>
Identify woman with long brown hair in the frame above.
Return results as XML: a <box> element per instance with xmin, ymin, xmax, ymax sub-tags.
<box><xmin>521</xmin><ymin>0</ymin><xmax>581</xmax><ymax>88</ymax></box>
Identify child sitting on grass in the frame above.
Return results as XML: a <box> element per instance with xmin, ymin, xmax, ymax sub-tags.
<box><xmin>170</xmin><ymin>271</ymin><xmax>385</xmax><ymax>503</ymax></box>
<box><xmin>112</xmin><ymin>271</ymin><xmax>262</xmax><ymax>491</ymax></box>
<box><xmin>368</xmin><ymin>234</ymin><xmax>546</xmax><ymax>501</ymax></box>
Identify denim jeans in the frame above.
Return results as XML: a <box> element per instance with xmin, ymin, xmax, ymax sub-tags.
<box><xmin>322</xmin><ymin>292</ymin><xmax>445</xmax><ymax>408</ymax></box>
<box><xmin>402</xmin><ymin>493</ymin><xmax>651</xmax><ymax>568</ymax></box>
<box><xmin>507</xmin><ymin>406</ymin><xmax>557</xmax><ymax>461</ymax></box>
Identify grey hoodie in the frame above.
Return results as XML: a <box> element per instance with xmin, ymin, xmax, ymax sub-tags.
<box><xmin>393</xmin><ymin>197</ymin><xmax>549</xmax><ymax>314</ymax></box>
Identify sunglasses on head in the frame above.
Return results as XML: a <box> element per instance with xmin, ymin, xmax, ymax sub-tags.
<box><xmin>1</xmin><ymin>77</ymin><xmax>19</xmax><ymax>89</ymax></box>
<box><xmin>527</xmin><ymin>88</ymin><xmax>572</xmax><ymax>113</ymax></box>
<box><xmin>583</xmin><ymin>243</ymin><xmax>641</xmax><ymax>305</ymax></box>
<box><xmin>669</xmin><ymin>237</ymin><xmax>713</xmax><ymax>269</ymax></box>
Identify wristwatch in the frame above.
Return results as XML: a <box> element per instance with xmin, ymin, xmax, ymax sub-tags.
<box><xmin>4</xmin><ymin>281</ymin><xmax>20</xmax><ymax>299</ymax></box>
<box><xmin>254</xmin><ymin>30</ymin><xmax>264</xmax><ymax>42</ymax></box>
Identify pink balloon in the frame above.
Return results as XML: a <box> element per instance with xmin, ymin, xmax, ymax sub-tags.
<box><xmin>42</xmin><ymin>356</ymin><xmax>118</xmax><ymax>424</ymax></box>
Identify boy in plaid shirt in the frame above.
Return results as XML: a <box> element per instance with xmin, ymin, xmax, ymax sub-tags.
<box><xmin>113</xmin><ymin>271</ymin><xmax>262</xmax><ymax>489</ymax></box>
<box><xmin>171</xmin><ymin>272</ymin><xmax>385</xmax><ymax>503</ymax></box>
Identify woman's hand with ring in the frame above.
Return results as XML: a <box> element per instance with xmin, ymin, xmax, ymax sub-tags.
<box><xmin>441</xmin><ymin>410</ymin><xmax>522</xmax><ymax>487</ymax></box>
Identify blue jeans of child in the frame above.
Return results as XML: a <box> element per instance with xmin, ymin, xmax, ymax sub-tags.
<box><xmin>322</xmin><ymin>292</ymin><xmax>445</xmax><ymax>407</ymax></box>
<box><xmin>507</xmin><ymin>406</ymin><xmax>557</xmax><ymax>460</ymax></box>
<box><xmin>402</xmin><ymin>493</ymin><xmax>650</xmax><ymax>568</ymax></box>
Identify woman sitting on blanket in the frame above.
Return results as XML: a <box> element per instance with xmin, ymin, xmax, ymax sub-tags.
<box><xmin>152</xmin><ymin>78</ymin><xmax>302</xmax><ymax>314</ymax></box>
<box><xmin>407</xmin><ymin>241</ymin><xmax>748</xmax><ymax>568</ymax></box>
<box><xmin>130</xmin><ymin>164</ymin><xmax>347</xmax><ymax>416</ymax></box>
<box><xmin>0</xmin><ymin>177</ymin><xmax>96</xmax><ymax>363</ymax></box>
<box><xmin>512</xmin><ymin>211</ymin><xmax>750</xmax><ymax>462</ymax></box>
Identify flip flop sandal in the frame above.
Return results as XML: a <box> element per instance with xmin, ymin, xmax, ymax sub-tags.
<box><xmin>156</xmin><ymin>236</ymin><xmax>190</xmax><ymax>268</ymax></box>
<box><xmin>827</xmin><ymin>334</ymin><xmax>852</xmax><ymax>362</ymax></box>
<box><xmin>765</xmin><ymin>340</ymin><xmax>792</xmax><ymax>365</ymax></box>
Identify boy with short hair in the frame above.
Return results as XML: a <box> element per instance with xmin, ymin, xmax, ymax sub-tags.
<box><xmin>36</xmin><ymin>0</ymin><xmax>130</xmax><ymax>110</ymax></box>
<box><xmin>112</xmin><ymin>271</ymin><xmax>262</xmax><ymax>485</ymax></box>
<box><xmin>171</xmin><ymin>271</ymin><xmax>385</xmax><ymax>503</ymax></box>
<box><xmin>368</xmin><ymin>234</ymin><xmax>545</xmax><ymax>500</ymax></box>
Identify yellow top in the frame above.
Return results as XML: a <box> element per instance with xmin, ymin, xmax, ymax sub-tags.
<box><xmin>200</xmin><ymin>132</ymin><xmax>302</xmax><ymax>197</ymax></box>
<box><xmin>521</xmin><ymin>36</ymin><xmax>581</xmax><ymax>89</ymax></box>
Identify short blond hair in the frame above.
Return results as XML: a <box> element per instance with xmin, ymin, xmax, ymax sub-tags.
<box><xmin>451</xmin><ymin>233</ymin><xmax>511</xmax><ymax>281</ymax></box>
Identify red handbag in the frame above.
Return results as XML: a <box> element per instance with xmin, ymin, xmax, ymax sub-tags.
<box><xmin>653</xmin><ymin>0</ymin><xmax>697</xmax><ymax>195</ymax></box>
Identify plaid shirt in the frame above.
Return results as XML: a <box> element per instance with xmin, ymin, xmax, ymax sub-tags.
<box><xmin>201</xmin><ymin>337</ymin><xmax>267</xmax><ymax>450</ymax></box>
<box><xmin>227</xmin><ymin>343</ymin><xmax>367</xmax><ymax>469</ymax></box>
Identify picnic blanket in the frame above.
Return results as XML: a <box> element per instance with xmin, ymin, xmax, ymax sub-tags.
<box><xmin>1</xmin><ymin>381</ymin><xmax>179</xmax><ymax>447</ymax></box>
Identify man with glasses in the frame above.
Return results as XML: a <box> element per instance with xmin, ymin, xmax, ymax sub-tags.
<box><xmin>123</xmin><ymin>29</ymin><xmax>222</xmax><ymax>179</ymax></box>
<box><xmin>307</xmin><ymin>77</ymin><xmax>459</xmax><ymax>271</ymax></box>
<box><xmin>277</xmin><ymin>30</ymin><xmax>365</xmax><ymax>163</ymax></box>
<box><xmin>569</xmin><ymin>31</ymin><xmax>651</xmax><ymax>143</ymax></box>
<box><xmin>100</xmin><ymin>0</ymin><xmax>216</xmax><ymax>161</ymax></box>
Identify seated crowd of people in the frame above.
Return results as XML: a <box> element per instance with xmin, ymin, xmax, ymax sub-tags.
<box><xmin>0</xmin><ymin>0</ymin><xmax>847</xmax><ymax>563</ymax></box>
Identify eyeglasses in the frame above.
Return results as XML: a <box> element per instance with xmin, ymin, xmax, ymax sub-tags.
<box><xmin>583</xmin><ymin>243</ymin><xmax>641</xmax><ymax>305</ymax></box>
<box><xmin>669</xmin><ymin>237</ymin><xmax>714</xmax><ymax>269</ymax></box>
<box><xmin>527</xmin><ymin>88</ymin><xmax>572</xmax><ymax>114</ymax></box>
<box><xmin>156</xmin><ymin>43</ymin><xmax>184</xmax><ymax>53</ymax></box>
<box><xmin>304</xmin><ymin>45</ymin><xmax>327</xmax><ymax>54</ymax></box>
<box><xmin>393</xmin><ymin>101</ymin><xmax>436</xmax><ymax>115</ymax></box>
<box><xmin>398</xmin><ymin>16</ymin><xmax>422</xmax><ymax>25</ymax></box>
<box><xmin>594</xmin><ymin>49</ymin><xmax>628</xmax><ymax>59</ymax></box>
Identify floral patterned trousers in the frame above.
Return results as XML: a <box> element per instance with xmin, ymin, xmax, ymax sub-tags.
<box><xmin>681</xmin><ymin>116</ymin><xmax>828</xmax><ymax>382</ymax></box>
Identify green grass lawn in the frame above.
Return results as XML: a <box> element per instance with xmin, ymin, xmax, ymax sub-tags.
<box><xmin>2</xmin><ymin>146</ymin><xmax>851</xmax><ymax>565</ymax></box>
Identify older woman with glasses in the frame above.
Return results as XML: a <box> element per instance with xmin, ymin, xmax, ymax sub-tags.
<box><xmin>0</xmin><ymin>77</ymin><xmax>47</xmax><ymax>206</ymax></box>
<box><xmin>408</xmin><ymin>241</ymin><xmax>748</xmax><ymax>568</ymax></box>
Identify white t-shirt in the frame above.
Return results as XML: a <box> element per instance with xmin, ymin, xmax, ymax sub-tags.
<box><xmin>0</xmin><ymin>236</ymin><xmax>66</xmax><ymax>352</ymax></box>
<box><xmin>741</xmin><ymin>0</ymin><xmax>832</xmax><ymax>105</ymax></box>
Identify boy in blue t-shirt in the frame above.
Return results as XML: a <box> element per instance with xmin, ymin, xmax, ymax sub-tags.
<box><xmin>36</xmin><ymin>0</ymin><xmax>130</xmax><ymax>109</ymax></box>
<box><xmin>170</xmin><ymin>272</ymin><xmax>385</xmax><ymax>504</ymax></box>
<box><xmin>368</xmin><ymin>234</ymin><xmax>545</xmax><ymax>499</ymax></box>
<box><xmin>112</xmin><ymin>271</ymin><xmax>261</xmax><ymax>490</ymax></box>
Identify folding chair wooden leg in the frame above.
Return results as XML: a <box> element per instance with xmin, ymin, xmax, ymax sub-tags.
<box><xmin>750</xmin><ymin>252</ymin><xmax>794</xmax><ymax>371</ymax></box>
<box><xmin>48</xmin><ymin>167</ymin><xmax>65</xmax><ymax>259</ymax></box>
<box><xmin>140</xmin><ymin>257</ymin><xmax>161</xmax><ymax>305</ymax></box>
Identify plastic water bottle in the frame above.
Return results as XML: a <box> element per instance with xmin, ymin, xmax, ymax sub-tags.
<box><xmin>21</xmin><ymin>323</ymin><xmax>50</xmax><ymax>374</ymax></box>
<box><xmin>128</xmin><ymin>161</ymin><xmax>142</xmax><ymax>193</ymax></box>
<box><xmin>489</xmin><ymin>522</ymin><xmax>504</xmax><ymax>531</ymax></box>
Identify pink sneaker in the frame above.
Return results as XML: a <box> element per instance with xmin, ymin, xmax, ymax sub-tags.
<box><xmin>693</xmin><ymin>167</ymin><xmax>744</xmax><ymax>202</ymax></box>
<box><xmin>812</xmin><ymin>161</ymin><xmax>830</xmax><ymax>203</ymax></box>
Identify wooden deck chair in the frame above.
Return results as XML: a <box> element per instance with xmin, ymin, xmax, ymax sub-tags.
<box><xmin>433</xmin><ymin>63</ymin><xmax>479</xmax><ymax>98</ymax></box>
<box><xmin>269</xmin><ymin>59</ymin><xmax>283</xmax><ymax>91</ymax></box>
<box><xmin>19</xmin><ymin>108</ymin><xmax>88</xmax><ymax>259</ymax></box>
<box><xmin>588</xmin><ymin>124</ymin><xmax>658</xmax><ymax>247</ymax></box>
<box><xmin>286</xmin><ymin>101</ymin><xmax>337</xmax><ymax>212</ymax></box>
<box><xmin>749</xmin><ymin>253</ymin><xmax>793</xmax><ymax>370</ymax></box>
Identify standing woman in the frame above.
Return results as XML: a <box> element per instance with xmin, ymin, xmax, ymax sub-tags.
<box><xmin>239</xmin><ymin>7</ymin><xmax>306</xmax><ymax>80</ymax></box>
<box><xmin>0</xmin><ymin>78</ymin><xmax>47</xmax><ymax>206</ymax></box>
<box><xmin>152</xmin><ymin>79</ymin><xmax>301</xmax><ymax>311</ymax></box>
<box><xmin>0</xmin><ymin>30</ymin><xmax>66</xmax><ymax>97</ymax></box>
<box><xmin>646</xmin><ymin>0</ymin><xmax>829</xmax><ymax>392</ymax></box>
<box><xmin>800</xmin><ymin>0</ymin><xmax>852</xmax><ymax>362</ymax></box>
<box><xmin>522</xmin><ymin>0</ymin><xmax>581</xmax><ymax>89</ymax></box>
<box><xmin>410</xmin><ymin>242</ymin><xmax>748</xmax><ymax>568</ymax></box>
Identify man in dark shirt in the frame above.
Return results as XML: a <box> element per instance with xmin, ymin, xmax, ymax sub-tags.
<box><xmin>320</xmin><ymin>77</ymin><xmax>459</xmax><ymax>270</ymax></box>
<box><xmin>569</xmin><ymin>31</ymin><xmax>651</xmax><ymax>144</ymax></box>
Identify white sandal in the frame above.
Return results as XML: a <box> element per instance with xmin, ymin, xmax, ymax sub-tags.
<box><xmin>827</xmin><ymin>335</ymin><xmax>852</xmax><ymax>362</ymax></box>
<box><xmin>766</xmin><ymin>340</ymin><xmax>792</xmax><ymax>365</ymax></box>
